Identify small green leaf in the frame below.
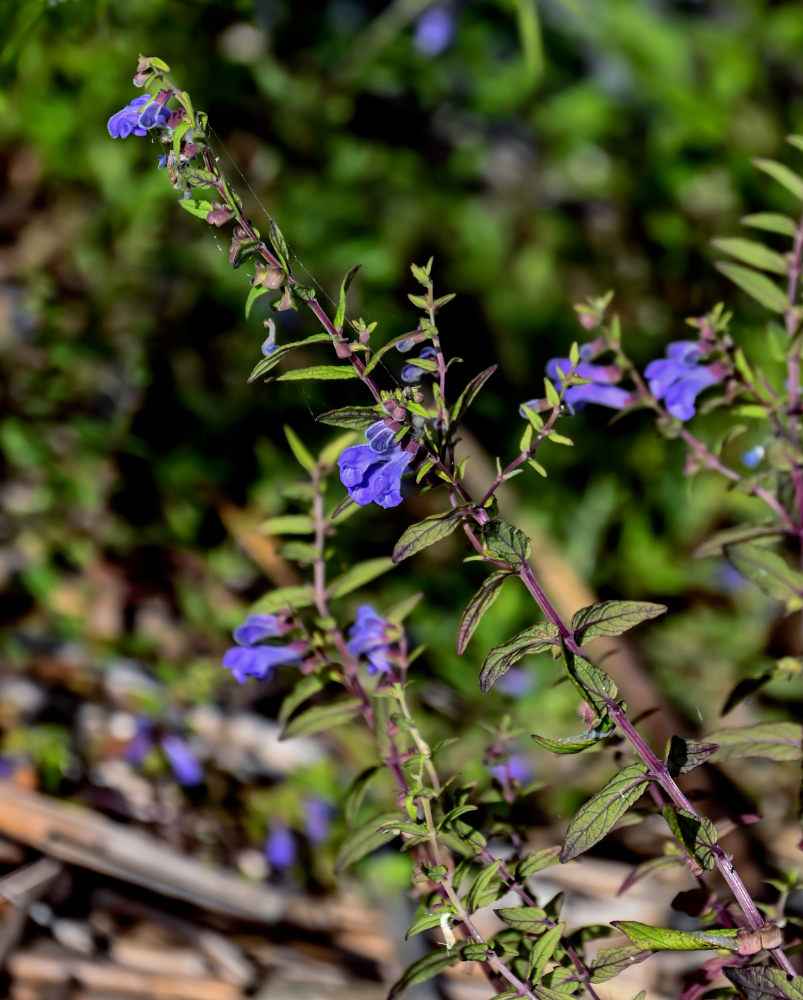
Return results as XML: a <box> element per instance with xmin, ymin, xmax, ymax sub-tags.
<box><xmin>741</xmin><ymin>212</ymin><xmax>798</xmax><ymax>237</ymax></box>
<box><xmin>571</xmin><ymin>600</ymin><xmax>666</xmax><ymax>643</ymax></box>
<box><xmin>665</xmin><ymin>735</ymin><xmax>719</xmax><ymax>776</ymax></box>
<box><xmin>724</xmin><ymin>966</ymin><xmax>803</xmax><ymax>1000</ymax></box>
<box><xmin>245</xmin><ymin>284</ymin><xmax>271</xmax><ymax>319</ymax></box>
<box><xmin>589</xmin><ymin>945</ymin><xmax>651</xmax><ymax>984</ymax></box>
<box><xmin>387</xmin><ymin>947</ymin><xmax>464</xmax><ymax>998</ymax></box>
<box><xmin>724</xmin><ymin>542</ymin><xmax>803</xmax><ymax>611</ymax></box>
<box><xmin>450</xmin><ymin>366</ymin><xmax>498</xmax><ymax>427</ymax></box>
<box><xmin>277</xmin><ymin>673</ymin><xmax>326</xmax><ymax>724</ymax></box>
<box><xmin>515</xmin><ymin>847</ymin><xmax>561</xmax><ymax>880</ymax></box>
<box><xmin>716</xmin><ymin>262</ymin><xmax>789</xmax><ymax>313</ymax></box>
<box><xmin>662</xmin><ymin>806</ymin><xmax>717</xmax><ymax>871</ymax></box>
<box><xmin>531</xmin><ymin>732</ymin><xmax>602</xmax><ymax>755</ymax></box>
<box><xmin>432</xmin><ymin>292</ymin><xmax>456</xmax><ymax>311</ymax></box>
<box><xmin>528</xmin><ymin>923</ymin><xmax>564</xmax><ymax>981</ymax></box>
<box><xmin>479</xmin><ymin>623</ymin><xmax>560</xmax><ymax>694</ymax></box>
<box><xmin>694</xmin><ymin>522</ymin><xmax>785</xmax><ymax>558</ymax></box>
<box><xmin>283</xmin><ymin>425</ymin><xmax>315</xmax><ymax>472</ymax></box>
<box><xmin>560</xmin><ymin>763</ymin><xmax>649</xmax><ymax>862</ymax></box>
<box><xmin>247</xmin><ymin>333</ymin><xmax>330</xmax><ymax>383</ymax></box>
<box><xmin>705</xmin><ymin>721</ymin><xmax>803</xmax><ymax>763</ymax></box>
<box><xmin>268</xmin><ymin>218</ymin><xmax>290</xmax><ymax>271</ymax></box>
<box><xmin>495</xmin><ymin>905</ymin><xmax>548</xmax><ymax>933</ymax></box>
<box><xmin>335</xmin><ymin>810</ymin><xmax>404</xmax><ymax>873</ymax></box>
<box><xmin>251</xmin><ymin>584</ymin><xmax>314</xmax><ymax>613</ymax></box>
<box><xmin>457</xmin><ymin>570</ymin><xmax>511</xmax><ymax>655</ymax></box>
<box><xmin>334</xmin><ymin>264</ymin><xmax>361</xmax><ymax>329</ymax></box>
<box><xmin>392</xmin><ymin>508</ymin><xmax>472</xmax><ymax>563</ymax></box>
<box><xmin>327</xmin><ymin>557</ymin><xmax>395</xmax><ymax>599</ymax></box>
<box><xmin>613</xmin><ymin>921</ymin><xmax>740</xmax><ymax>952</ymax></box>
<box><xmin>281</xmin><ymin>697</ymin><xmax>362</xmax><ymax>740</ymax></box>
<box><xmin>711</xmin><ymin>237</ymin><xmax>788</xmax><ymax>275</ymax></box>
<box><xmin>260</xmin><ymin>514</ymin><xmax>315</xmax><ymax>535</ymax></box>
<box><xmin>316</xmin><ymin>405</ymin><xmax>379</xmax><ymax>430</ymax></box>
<box><xmin>405</xmin><ymin>909</ymin><xmax>454</xmax><ymax>939</ymax></box>
<box><xmin>275</xmin><ymin>365</ymin><xmax>359</xmax><ymax>382</ymax></box>
<box><xmin>752</xmin><ymin>157</ymin><xmax>803</xmax><ymax>201</ymax></box>
<box><xmin>481</xmin><ymin>519</ymin><xmax>531</xmax><ymax>568</ymax></box>
<box><xmin>343</xmin><ymin>766</ymin><xmax>381</xmax><ymax>828</ymax></box>
<box><xmin>464</xmin><ymin>858</ymin><xmax>503</xmax><ymax>911</ymax></box>
<box><xmin>563</xmin><ymin>651</ymin><xmax>618</xmax><ymax>724</ymax></box>
<box><xmin>178</xmin><ymin>197</ymin><xmax>214</xmax><ymax>219</ymax></box>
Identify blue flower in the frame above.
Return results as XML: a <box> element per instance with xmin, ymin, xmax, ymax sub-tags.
<box><xmin>233</xmin><ymin>613</ymin><xmax>285</xmax><ymax>646</ymax></box>
<box><xmin>401</xmin><ymin>346</ymin><xmax>437</xmax><ymax>383</ymax></box>
<box><xmin>304</xmin><ymin>797</ymin><xmax>333</xmax><ymax>846</ymax></box>
<box><xmin>108</xmin><ymin>95</ymin><xmax>170</xmax><ymax>139</ymax></box>
<box><xmin>644</xmin><ymin>341</ymin><xmax>721</xmax><ymax>421</ymax></box>
<box><xmin>160</xmin><ymin>735</ymin><xmax>204</xmax><ymax>786</ymax></box>
<box><xmin>414</xmin><ymin>6</ymin><xmax>455</xmax><ymax>56</ymax></box>
<box><xmin>222</xmin><ymin>613</ymin><xmax>303</xmax><ymax>683</ymax></box>
<box><xmin>742</xmin><ymin>445</ymin><xmax>765</xmax><ymax>469</ymax></box>
<box><xmin>346</xmin><ymin>605</ymin><xmax>397</xmax><ymax>674</ymax></box>
<box><xmin>545</xmin><ymin>356</ymin><xmax>630</xmax><ymax>411</ymax></box>
<box><xmin>338</xmin><ymin>421</ymin><xmax>413</xmax><ymax>508</ymax></box>
<box><xmin>265</xmin><ymin>824</ymin><xmax>297</xmax><ymax>870</ymax></box>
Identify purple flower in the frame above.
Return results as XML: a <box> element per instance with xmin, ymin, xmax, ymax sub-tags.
<box><xmin>644</xmin><ymin>341</ymin><xmax>721</xmax><ymax>421</ymax></box>
<box><xmin>160</xmin><ymin>735</ymin><xmax>203</xmax><ymax>786</ymax></box>
<box><xmin>742</xmin><ymin>445</ymin><xmax>765</xmax><ymax>469</ymax></box>
<box><xmin>490</xmin><ymin>754</ymin><xmax>532</xmax><ymax>786</ymax></box>
<box><xmin>304</xmin><ymin>797</ymin><xmax>333</xmax><ymax>846</ymax></box>
<box><xmin>108</xmin><ymin>95</ymin><xmax>170</xmax><ymax>139</ymax></box>
<box><xmin>346</xmin><ymin>605</ymin><xmax>396</xmax><ymax>675</ymax></box>
<box><xmin>222</xmin><ymin>613</ymin><xmax>303</xmax><ymax>683</ymax></box>
<box><xmin>338</xmin><ymin>421</ymin><xmax>413</xmax><ymax>508</ymax></box>
<box><xmin>233</xmin><ymin>614</ymin><xmax>285</xmax><ymax>646</ymax></box>
<box><xmin>414</xmin><ymin>6</ymin><xmax>455</xmax><ymax>57</ymax></box>
<box><xmin>545</xmin><ymin>356</ymin><xmax>630</xmax><ymax>411</ymax></box>
<box><xmin>401</xmin><ymin>346</ymin><xmax>437</xmax><ymax>383</ymax></box>
<box><xmin>265</xmin><ymin>824</ymin><xmax>297</xmax><ymax>870</ymax></box>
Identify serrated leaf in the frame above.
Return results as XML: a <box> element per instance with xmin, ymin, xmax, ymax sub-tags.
<box><xmin>464</xmin><ymin>858</ymin><xmax>503</xmax><ymax>912</ymax></box>
<box><xmin>327</xmin><ymin>557</ymin><xmax>395</xmax><ymax>599</ymax></box>
<box><xmin>741</xmin><ymin>212</ymin><xmax>798</xmax><ymax>237</ymax></box>
<box><xmin>247</xmin><ymin>333</ymin><xmax>330</xmax><ymax>382</ymax></box>
<box><xmin>277</xmin><ymin>673</ymin><xmax>326</xmax><ymax>724</ymax></box>
<box><xmin>260</xmin><ymin>514</ymin><xmax>315</xmax><ymax>535</ymax></box>
<box><xmin>711</xmin><ymin>238</ymin><xmax>788</xmax><ymax>275</ymax></box>
<box><xmin>725</xmin><ymin>542</ymin><xmax>803</xmax><ymax>611</ymax></box>
<box><xmin>283</xmin><ymin>425</ymin><xmax>315</xmax><ymax>472</ymax></box>
<box><xmin>275</xmin><ymin>365</ymin><xmax>359</xmax><ymax>382</ymax></box>
<box><xmin>613</xmin><ymin>921</ymin><xmax>739</xmax><ymax>952</ymax></box>
<box><xmin>515</xmin><ymin>846</ymin><xmax>561</xmax><ymax>880</ymax></box>
<box><xmin>724</xmin><ymin>966</ymin><xmax>803</xmax><ymax>1000</ymax></box>
<box><xmin>571</xmin><ymin>600</ymin><xmax>667</xmax><ymax>643</ymax></box>
<box><xmin>335</xmin><ymin>810</ymin><xmax>404</xmax><ymax>874</ymax></box>
<box><xmin>405</xmin><ymin>909</ymin><xmax>454</xmax><ymax>939</ymax></box>
<box><xmin>343</xmin><ymin>765</ymin><xmax>381</xmax><ymax>828</ymax></box>
<box><xmin>334</xmin><ymin>264</ymin><xmax>361</xmax><ymax>329</ymax></box>
<box><xmin>662</xmin><ymin>806</ymin><xmax>717</xmax><ymax>871</ymax></box>
<box><xmin>245</xmin><ymin>284</ymin><xmax>271</xmax><ymax>319</ymax></box>
<box><xmin>495</xmin><ymin>905</ymin><xmax>548</xmax><ymax>933</ymax></box>
<box><xmin>316</xmin><ymin>405</ymin><xmax>379</xmax><ymax>430</ymax></box>
<box><xmin>457</xmin><ymin>570</ymin><xmax>511</xmax><ymax>655</ymax></box>
<box><xmin>387</xmin><ymin>947</ymin><xmax>464</xmax><ymax>998</ymax></box>
<box><xmin>281</xmin><ymin>696</ymin><xmax>362</xmax><ymax>740</ymax></box>
<box><xmin>560</xmin><ymin>764</ymin><xmax>649</xmax><ymax>862</ymax></box>
<box><xmin>251</xmin><ymin>584</ymin><xmax>314</xmax><ymax>614</ymax></box>
<box><xmin>531</xmin><ymin>732</ymin><xmax>602</xmax><ymax>755</ymax></box>
<box><xmin>391</xmin><ymin>507</ymin><xmax>471</xmax><ymax>563</ymax></box>
<box><xmin>753</xmin><ymin>157</ymin><xmax>803</xmax><ymax>201</ymax></box>
<box><xmin>589</xmin><ymin>946</ymin><xmax>651</xmax><ymax>983</ymax></box>
<box><xmin>451</xmin><ymin>366</ymin><xmax>498</xmax><ymax>427</ymax></box>
<box><xmin>178</xmin><ymin>197</ymin><xmax>214</xmax><ymax>219</ymax></box>
<box><xmin>528</xmin><ymin>923</ymin><xmax>564</xmax><ymax>981</ymax></box>
<box><xmin>705</xmin><ymin>721</ymin><xmax>803</xmax><ymax>763</ymax></box>
<box><xmin>716</xmin><ymin>262</ymin><xmax>789</xmax><ymax>313</ymax></box>
<box><xmin>665</xmin><ymin>735</ymin><xmax>719</xmax><ymax>776</ymax></box>
<box><xmin>481</xmin><ymin>519</ymin><xmax>531</xmax><ymax>568</ymax></box>
<box><xmin>694</xmin><ymin>522</ymin><xmax>785</xmax><ymax>558</ymax></box>
<box><xmin>479</xmin><ymin>623</ymin><xmax>560</xmax><ymax>694</ymax></box>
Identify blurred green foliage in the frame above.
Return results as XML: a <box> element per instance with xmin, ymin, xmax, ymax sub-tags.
<box><xmin>2</xmin><ymin>0</ymin><xmax>803</xmax><ymax>884</ymax></box>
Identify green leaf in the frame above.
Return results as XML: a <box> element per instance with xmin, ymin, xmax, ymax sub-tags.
<box><xmin>334</xmin><ymin>264</ymin><xmax>361</xmax><ymax>329</ymax></box>
<box><xmin>363</xmin><ymin>332</ymin><xmax>424</xmax><ymax>376</ymax></box>
<box><xmin>531</xmin><ymin>732</ymin><xmax>602</xmax><ymax>755</ymax></box>
<box><xmin>335</xmin><ymin>810</ymin><xmax>404</xmax><ymax>873</ymax></box>
<box><xmin>721</xmin><ymin>671</ymin><xmax>776</xmax><ymax>715</ymax></box>
<box><xmin>589</xmin><ymin>946</ymin><xmax>651</xmax><ymax>984</ymax></box>
<box><xmin>251</xmin><ymin>584</ymin><xmax>314</xmax><ymax>614</ymax></box>
<box><xmin>450</xmin><ymin>366</ymin><xmax>498</xmax><ymax>427</ymax></box>
<box><xmin>724</xmin><ymin>542</ymin><xmax>803</xmax><ymax>612</ymax></box>
<box><xmin>495</xmin><ymin>905</ymin><xmax>548</xmax><ymax>933</ymax></box>
<box><xmin>283</xmin><ymin>425</ymin><xmax>315</xmax><ymax>472</ymax></box>
<box><xmin>277</xmin><ymin>673</ymin><xmax>326</xmax><ymax>724</ymax></box>
<box><xmin>705</xmin><ymin>721</ymin><xmax>803</xmax><ymax>763</ymax></box>
<box><xmin>741</xmin><ymin>212</ymin><xmax>798</xmax><ymax>237</ymax></box>
<box><xmin>277</xmin><ymin>541</ymin><xmax>318</xmax><ymax>564</ymax></box>
<box><xmin>281</xmin><ymin>696</ymin><xmax>362</xmax><ymax>740</ymax></box>
<box><xmin>665</xmin><ymin>735</ymin><xmax>719</xmax><ymax>776</ymax></box>
<box><xmin>528</xmin><ymin>923</ymin><xmax>564</xmax><ymax>981</ymax></box>
<box><xmin>724</xmin><ymin>966</ymin><xmax>803</xmax><ymax>1000</ymax></box>
<box><xmin>392</xmin><ymin>508</ymin><xmax>472</xmax><ymax>563</ymax></box>
<box><xmin>479</xmin><ymin>623</ymin><xmax>560</xmax><ymax>694</ymax></box>
<box><xmin>260</xmin><ymin>514</ymin><xmax>315</xmax><ymax>535</ymax></box>
<box><xmin>327</xmin><ymin>557</ymin><xmax>395</xmax><ymax>599</ymax></box>
<box><xmin>560</xmin><ymin>763</ymin><xmax>649</xmax><ymax>862</ymax></box>
<box><xmin>715</xmin><ymin>262</ymin><xmax>789</xmax><ymax>313</ymax></box>
<box><xmin>245</xmin><ymin>284</ymin><xmax>271</xmax><ymax>319</ymax></box>
<box><xmin>247</xmin><ymin>333</ymin><xmax>330</xmax><ymax>383</ymax></box>
<box><xmin>405</xmin><ymin>909</ymin><xmax>455</xmax><ymax>939</ymax></box>
<box><xmin>571</xmin><ymin>600</ymin><xmax>667</xmax><ymax>643</ymax></box>
<box><xmin>694</xmin><ymin>522</ymin><xmax>786</xmax><ymax>558</ymax></box>
<box><xmin>515</xmin><ymin>846</ymin><xmax>561</xmax><ymax>880</ymax></box>
<box><xmin>563</xmin><ymin>651</ymin><xmax>618</xmax><ymax>724</ymax></box>
<box><xmin>268</xmin><ymin>218</ymin><xmax>290</xmax><ymax>271</ymax></box>
<box><xmin>315</xmin><ymin>405</ymin><xmax>379</xmax><ymax>430</ymax></box>
<box><xmin>481</xmin><ymin>519</ymin><xmax>531</xmax><ymax>568</ymax></box>
<box><xmin>711</xmin><ymin>237</ymin><xmax>788</xmax><ymax>275</ymax></box>
<box><xmin>388</xmin><ymin>947</ymin><xmax>464</xmax><ymax>998</ymax></box>
<box><xmin>752</xmin><ymin>157</ymin><xmax>803</xmax><ymax>201</ymax></box>
<box><xmin>662</xmin><ymin>806</ymin><xmax>717</xmax><ymax>871</ymax></box>
<box><xmin>457</xmin><ymin>570</ymin><xmax>511</xmax><ymax>655</ymax></box>
<box><xmin>343</xmin><ymin>765</ymin><xmax>381</xmax><ymax>829</ymax></box>
<box><xmin>613</xmin><ymin>921</ymin><xmax>740</xmax><ymax>952</ymax></box>
<box><xmin>464</xmin><ymin>858</ymin><xmax>503</xmax><ymax>911</ymax></box>
<box><xmin>177</xmin><ymin>197</ymin><xmax>214</xmax><ymax>219</ymax></box>
<box><xmin>275</xmin><ymin>365</ymin><xmax>359</xmax><ymax>382</ymax></box>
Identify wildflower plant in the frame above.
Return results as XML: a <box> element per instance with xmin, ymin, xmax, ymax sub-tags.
<box><xmin>109</xmin><ymin>56</ymin><xmax>803</xmax><ymax>999</ymax></box>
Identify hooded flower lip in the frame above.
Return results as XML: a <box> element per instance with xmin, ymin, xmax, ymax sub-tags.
<box><xmin>233</xmin><ymin>613</ymin><xmax>286</xmax><ymax>646</ymax></box>
<box><xmin>644</xmin><ymin>340</ymin><xmax>721</xmax><ymax>421</ymax></box>
<box><xmin>338</xmin><ymin>421</ymin><xmax>413</xmax><ymax>508</ymax></box>
<box><xmin>520</xmin><ymin>355</ymin><xmax>629</xmax><ymax>416</ymax></box>
<box><xmin>107</xmin><ymin>95</ymin><xmax>171</xmax><ymax>138</ymax></box>
<box><xmin>346</xmin><ymin>605</ymin><xmax>397</xmax><ymax>675</ymax></box>
<box><xmin>222</xmin><ymin>613</ymin><xmax>303</xmax><ymax>683</ymax></box>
